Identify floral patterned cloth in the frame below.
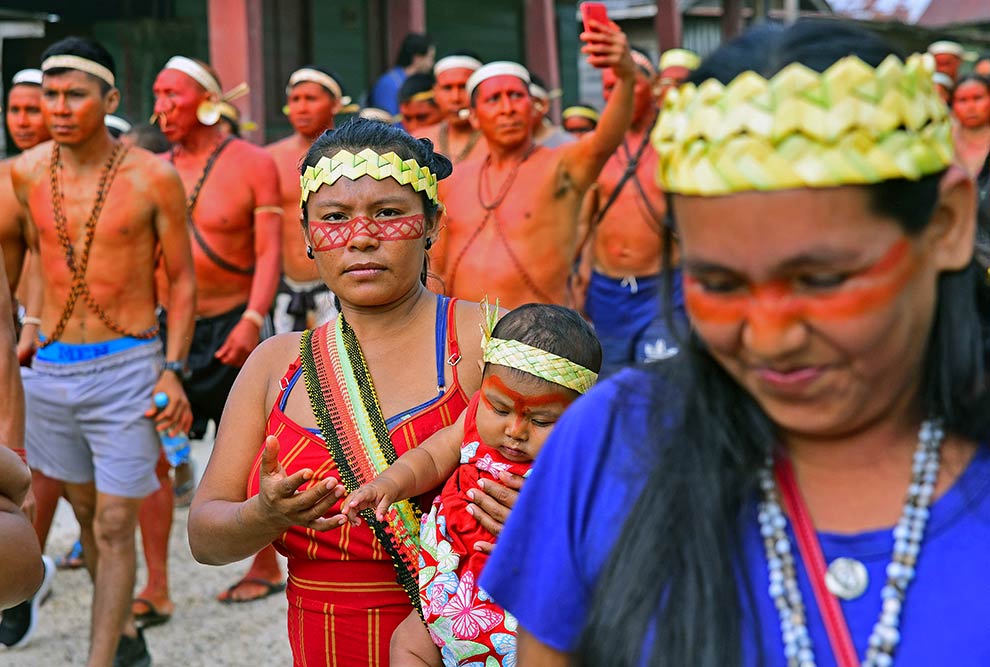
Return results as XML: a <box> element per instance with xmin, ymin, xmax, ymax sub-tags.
<box><xmin>418</xmin><ymin>391</ymin><xmax>532</xmax><ymax>666</ymax></box>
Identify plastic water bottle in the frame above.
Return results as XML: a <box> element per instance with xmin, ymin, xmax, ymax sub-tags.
<box><xmin>153</xmin><ymin>392</ymin><xmax>191</xmax><ymax>467</ymax></box>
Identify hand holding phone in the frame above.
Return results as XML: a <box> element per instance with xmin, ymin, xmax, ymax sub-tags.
<box><xmin>580</xmin><ymin>2</ymin><xmax>609</xmax><ymax>36</ymax></box>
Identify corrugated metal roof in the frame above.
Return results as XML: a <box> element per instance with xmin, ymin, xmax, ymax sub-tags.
<box><xmin>917</xmin><ymin>0</ymin><xmax>990</xmax><ymax>27</ymax></box>
<box><xmin>828</xmin><ymin>0</ymin><xmax>931</xmax><ymax>23</ymax></box>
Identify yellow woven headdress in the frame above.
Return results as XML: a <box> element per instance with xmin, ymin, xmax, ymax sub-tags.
<box><xmin>652</xmin><ymin>53</ymin><xmax>953</xmax><ymax>196</ymax></box>
<box><xmin>479</xmin><ymin>298</ymin><xmax>598</xmax><ymax>395</ymax></box>
<box><xmin>300</xmin><ymin>148</ymin><xmax>440</xmax><ymax>206</ymax></box>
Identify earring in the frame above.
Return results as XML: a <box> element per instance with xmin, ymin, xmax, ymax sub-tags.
<box><xmin>425</xmin><ymin>238</ymin><xmax>434</xmax><ymax>251</ymax></box>
<box><xmin>306</xmin><ymin>245</ymin><xmax>315</xmax><ymax>259</ymax></box>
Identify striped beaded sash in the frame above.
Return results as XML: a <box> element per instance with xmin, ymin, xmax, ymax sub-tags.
<box><xmin>299</xmin><ymin>318</ymin><xmax>423</xmax><ymax>614</ymax></box>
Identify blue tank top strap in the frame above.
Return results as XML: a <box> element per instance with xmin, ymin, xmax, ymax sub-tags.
<box><xmin>435</xmin><ymin>294</ymin><xmax>450</xmax><ymax>392</ymax></box>
<box><xmin>280</xmin><ymin>295</ymin><xmax>451</xmax><ymax>421</ymax></box>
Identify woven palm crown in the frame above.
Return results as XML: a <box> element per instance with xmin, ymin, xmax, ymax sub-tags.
<box><xmin>651</xmin><ymin>53</ymin><xmax>953</xmax><ymax>196</ymax></box>
<box><xmin>479</xmin><ymin>298</ymin><xmax>597</xmax><ymax>395</ymax></box>
<box><xmin>300</xmin><ymin>148</ymin><xmax>440</xmax><ymax>206</ymax></box>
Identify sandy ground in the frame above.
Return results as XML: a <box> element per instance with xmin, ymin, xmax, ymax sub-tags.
<box><xmin>0</xmin><ymin>433</ymin><xmax>294</xmax><ymax>667</ymax></box>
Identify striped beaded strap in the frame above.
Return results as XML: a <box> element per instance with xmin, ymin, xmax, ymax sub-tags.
<box><xmin>299</xmin><ymin>319</ymin><xmax>423</xmax><ymax>615</ymax></box>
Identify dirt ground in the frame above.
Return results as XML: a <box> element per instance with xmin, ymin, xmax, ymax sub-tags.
<box><xmin>0</xmin><ymin>435</ymin><xmax>294</xmax><ymax>667</ymax></box>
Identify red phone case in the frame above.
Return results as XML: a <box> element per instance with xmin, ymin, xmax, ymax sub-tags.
<box><xmin>581</xmin><ymin>2</ymin><xmax>609</xmax><ymax>33</ymax></box>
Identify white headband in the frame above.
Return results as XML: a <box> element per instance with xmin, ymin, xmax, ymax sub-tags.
<box><xmin>104</xmin><ymin>114</ymin><xmax>132</xmax><ymax>134</ymax></box>
<box><xmin>467</xmin><ymin>61</ymin><xmax>530</xmax><ymax>98</ymax></box>
<box><xmin>927</xmin><ymin>41</ymin><xmax>963</xmax><ymax>58</ymax></box>
<box><xmin>932</xmin><ymin>72</ymin><xmax>955</xmax><ymax>89</ymax></box>
<box><xmin>12</xmin><ymin>69</ymin><xmax>42</xmax><ymax>86</ymax></box>
<box><xmin>434</xmin><ymin>55</ymin><xmax>483</xmax><ymax>76</ymax></box>
<box><xmin>286</xmin><ymin>68</ymin><xmax>348</xmax><ymax>103</ymax></box>
<box><xmin>41</xmin><ymin>55</ymin><xmax>115</xmax><ymax>87</ymax></box>
<box><xmin>162</xmin><ymin>56</ymin><xmax>221</xmax><ymax>96</ymax></box>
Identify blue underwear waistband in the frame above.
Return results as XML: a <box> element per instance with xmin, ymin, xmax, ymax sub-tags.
<box><xmin>35</xmin><ymin>336</ymin><xmax>157</xmax><ymax>364</ymax></box>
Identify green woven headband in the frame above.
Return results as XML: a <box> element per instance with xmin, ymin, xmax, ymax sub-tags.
<box><xmin>300</xmin><ymin>148</ymin><xmax>440</xmax><ymax>206</ymax></box>
<box><xmin>479</xmin><ymin>298</ymin><xmax>598</xmax><ymax>395</ymax></box>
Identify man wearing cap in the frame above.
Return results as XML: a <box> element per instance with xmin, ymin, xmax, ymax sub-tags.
<box><xmin>576</xmin><ymin>47</ymin><xmax>686</xmax><ymax>376</ymax></box>
<box><xmin>0</xmin><ymin>69</ymin><xmax>49</xmax><ymax>317</ymax></box>
<box><xmin>398</xmin><ymin>72</ymin><xmax>443</xmax><ymax>132</ymax></box>
<box><xmin>562</xmin><ymin>104</ymin><xmax>599</xmax><ymax>135</ymax></box>
<box><xmin>415</xmin><ymin>52</ymin><xmax>488</xmax><ymax>164</ymax></box>
<box><xmin>143</xmin><ymin>54</ymin><xmax>280</xmax><ymax>611</ymax></box>
<box><xmin>434</xmin><ymin>18</ymin><xmax>635</xmax><ymax>309</ymax></box>
<box><xmin>928</xmin><ymin>40</ymin><xmax>966</xmax><ymax>82</ymax></box>
<box><xmin>267</xmin><ymin>66</ymin><xmax>344</xmax><ymax>336</ymax></box>
<box><xmin>656</xmin><ymin>47</ymin><xmax>699</xmax><ymax>105</ymax></box>
<box><xmin>10</xmin><ymin>36</ymin><xmax>195</xmax><ymax>667</ymax></box>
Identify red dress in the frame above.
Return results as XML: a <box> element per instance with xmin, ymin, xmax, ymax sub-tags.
<box><xmin>418</xmin><ymin>391</ymin><xmax>532</xmax><ymax>666</ymax></box>
<box><xmin>248</xmin><ymin>296</ymin><xmax>470</xmax><ymax>667</ymax></box>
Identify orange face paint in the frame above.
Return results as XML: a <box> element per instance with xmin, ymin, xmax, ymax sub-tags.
<box><xmin>684</xmin><ymin>238</ymin><xmax>917</xmax><ymax>327</ymax></box>
<box><xmin>481</xmin><ymin>374</ymin><xmax>572</xmax><ymax>436</ymax></box>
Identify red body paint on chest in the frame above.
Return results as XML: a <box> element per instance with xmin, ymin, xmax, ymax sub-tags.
<box><xmin>309</xmin><ymin>213</ymin><xmax>425</xmax><ymax>251</ymax></box>
<box><xmin>684</xmin><ymin>238</ymin><xmax>916</xmax><ymax>326</ymax></box>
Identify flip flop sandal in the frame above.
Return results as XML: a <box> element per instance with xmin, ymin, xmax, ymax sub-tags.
<box><xmin>217</xmin><ymin>578</ymin><xmax>286</xmax><ymax>604</ymax></box>
<box><xmin>132</xmin><ymin>598</ymin><xmax>172</xmax><ymax>628</ymax></box>
<box><xmin>55</xmin><ymin>540</ymin><xmax>84</xmax><ymax>570</ymax></box>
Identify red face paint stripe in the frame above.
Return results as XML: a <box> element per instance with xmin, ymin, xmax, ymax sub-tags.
<box><xmin>482</xmin><ymin>374</ymin><xmax>572</xmax><ymax>413</ymax></box>
<box><xmin>685</xmin><ymin>238</ymin><xmax>916</xmax><ymax>325</ymax></box>
<box><xmin>310</xmin><ymin>214</ymin><xmax>426</xmax><ymax>252</ymax></box>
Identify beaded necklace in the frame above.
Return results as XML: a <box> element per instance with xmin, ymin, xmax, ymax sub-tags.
<box><xmin>757</xmin><ymin>419</ymin><xmax>943</xmax><ymax>667</ymax></box>
<box><xmin>438</xmin><ymin>120</ymin><xmax>481</xmax><ymax>164</ymax></box>
<box><xmin>43</xmin><ymin>141</ymin><xmax>158</xmax><ymax>347</ymax></box>
<box><xmin>447</xmin><ymin>143</ymin><xmax>550</xmax><ymax>301</ymax></box>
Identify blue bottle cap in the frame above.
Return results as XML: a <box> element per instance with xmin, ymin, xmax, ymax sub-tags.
<box><xmin>153</xmin><ymin>392</ymin><xmax>169</xmax><ymax>409</ymax></box>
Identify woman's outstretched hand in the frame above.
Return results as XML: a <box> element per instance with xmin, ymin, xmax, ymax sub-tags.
<box><xmin>466</xmin><ymin>469</ymin><xmax>526</xmax><ymax>553</ymax></box>
<box><xmin>256</xmin><ymin>435</ymin><xmax>347</xmax><ymax>532</ymax></box>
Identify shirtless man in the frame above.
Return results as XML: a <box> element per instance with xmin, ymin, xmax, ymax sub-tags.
<box><xmin>579</xmin><ymin>49</ymin><xmax>686</xmax><ymax>376</ymax></box>
<box><xmin>11</xmin><ymin>37</ymin><xmax>195</xmax><ymax>667</ymax></box>
<box><xmin>1</xmin><ymin>70</ymin><xmax>49</xmax><ymax>299</ymax></box>
<box><xmin>398</xmin><ymin>73</ymin><xmax>443</xmax><ymax>133</ymax></box>
<box><xmin>434</xmin><ymin>18</ymin><xmax>635</xmax><ymax>309</ymax></box>
<box><xmin>415</xmin><ymin>53</ymin><xmax>488</xmax><ymax>164</ymax></box>
<box><xmin>267</xmin><ymin>66</ymin><xmax>344</xmax><ymax>335</ymax></box>
<box><xmin>138</xmin><ymin>56</ymin><xmax>280</xmax><ymax>613</ymax></box>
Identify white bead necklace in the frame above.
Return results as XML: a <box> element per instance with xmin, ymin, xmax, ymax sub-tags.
<box><xmin>756</xmin><ymin>419</ymin><xmax>943</xmax><ymax>667</ymax></box>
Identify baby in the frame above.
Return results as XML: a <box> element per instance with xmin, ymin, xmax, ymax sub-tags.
<box><xmin>339</xmin><ymin>302</ymin><xmax>601</xmax><ymax>667</ymax></box>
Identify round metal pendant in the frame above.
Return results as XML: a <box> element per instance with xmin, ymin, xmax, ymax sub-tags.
<box><xmin>825</xmin><ymin>557</ymin><xmax>869</xmax><ymax>600</ymax></box>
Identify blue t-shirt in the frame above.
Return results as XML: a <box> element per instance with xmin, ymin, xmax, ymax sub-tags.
<box><xmin>369</xmin><ymin>66</ymin><xmax>406</xmax><ymax>115</ymax></box>
<box><xmin>480</xmin><ymin>367</ymin><xmax>990</xmax><ymax>665</ymax></box>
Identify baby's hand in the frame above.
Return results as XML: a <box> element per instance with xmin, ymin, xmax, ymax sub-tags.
<box><xmin>337</xmin><ymin>481</ymin><xmax>397</xmax><ymax>525</ymax></box>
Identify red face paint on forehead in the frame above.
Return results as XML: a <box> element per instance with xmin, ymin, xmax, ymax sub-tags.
<box><xmin>309</xmin><ymin>214</ymin><xmax>426</xmax><ymax>252</ymax></box>
<box><xmin>684</xmin><ymin>238</ymin><xmax>916</xmax><ymax>326</ymax></box>
<box><xmin>481</xmin><ymin>374</ymin><xmax>573</xmax><ymax>413</ymax></box>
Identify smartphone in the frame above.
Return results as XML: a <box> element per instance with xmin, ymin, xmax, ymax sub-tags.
<box><xmin>580</xmin><ymin>2</ymin><xmax>609</xmax><ymax>34</ymax></box>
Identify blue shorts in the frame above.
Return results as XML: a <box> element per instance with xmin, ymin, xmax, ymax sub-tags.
<box><xmin>584</xmin><ymin>269</ymin><xmax>686</xmax><ymax>377</ymax></box>
<box><xmin>23</xmin><ymin>339</ymin><xmax>163</xmax><ymax>498</ymax></box>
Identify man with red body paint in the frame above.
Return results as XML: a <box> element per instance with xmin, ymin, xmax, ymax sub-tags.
<box><xmin>576</xmin><ymin>49</ymin><xmax>687</xmax><ymax>376</ymax></box>
<box><xmin>267</xmin><ymin>66</ymin><xmax>344</xmax><ymax>335</ymax></box>
<box><xmin>415</xmin><ymin>53</ymin><xmax>489</xmax><ymax>165</ymax></box>
<box><xmin>134</xmin><ymin>55</ymin><xmax>281</xmax><ymax>617</ymax></box>
<box><xmin>10</xmin><ymin>37</ymin><xmax>195</xmax><ymax>665</ymax></box>
<box><xmin>433</xmin><ymin>19</ymin><xmax>636</xmax><ymax>309</ymax></box>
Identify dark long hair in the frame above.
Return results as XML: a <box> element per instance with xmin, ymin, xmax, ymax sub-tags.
<box><xmin>577</xmin><ymin>20</ymin><xmax>990</xmax><ymax>667</ymax></box>
<box><xmin>299</xmin><ymin>118</ymin><xmax>453</xmax><ymax>285</ymax></box>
